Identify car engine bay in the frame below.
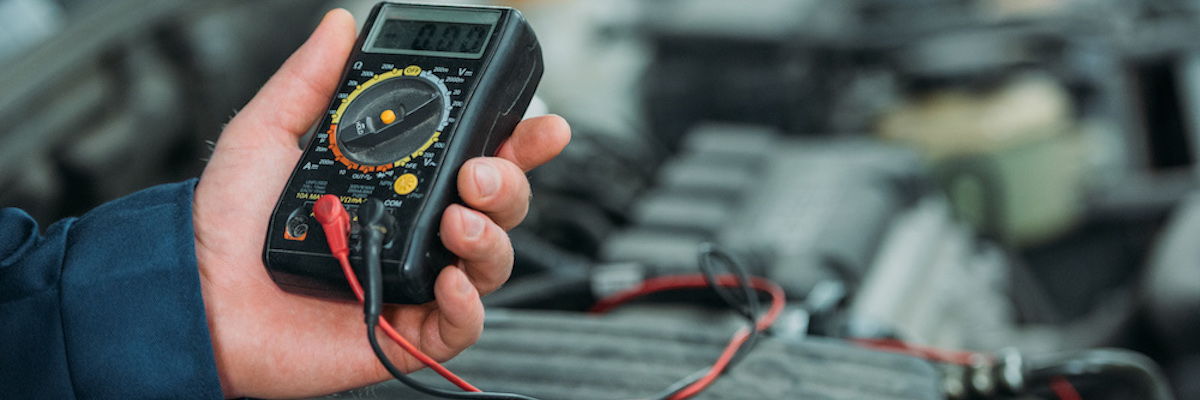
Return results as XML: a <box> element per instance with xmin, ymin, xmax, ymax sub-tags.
<box><xmin>3</xmin><ymin>0</ymin><xmax>1200</xmax><ymax>398</ymax></box>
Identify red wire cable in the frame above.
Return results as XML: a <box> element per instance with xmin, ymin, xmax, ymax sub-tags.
<box><xmin>1050</xmin><ymin>376</ymin><xmax>1083</xmax><ymax>400</ymax></box>
<box><xmin>589</xmin><ymin>274</ymin><xmax>788</xmax><ymax>332</ymax></box>
<box><xmin>590</xmin><ymin>274</ymin><xmax>788</xmax><ymax>400</ymax></box>
<box><xmin>314</xmin><ymin>194</ymin><xmax>480</xmax><ymax>393</ymax></box>
<box><xmin>317</xmin><ymin>194</ymin><xmax>789</xmax><ymax>399</ymax></box>
<box><xmin>332</xmin><ymin>252</ymin><xmax>481</xmax><ymax>392</ymax></box>
<box><xmin>849</xmin><ymin>338</ymin><xmax>985</xmax><ymax>366</ymax></box>
<box><xmin>665</xmin><ymin>327</ymin><xmax>752</xmax><ymax>400</ymax></box>
<box><xmin>853</xmin><ymin>339</ymin><xmax>1083</xmax><ymax>400</ymax></box>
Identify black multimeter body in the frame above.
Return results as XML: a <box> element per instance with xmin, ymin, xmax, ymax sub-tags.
<box><xmin>264</xmin><ymin>2</ymin><xmax>542</xmax><ymax>304</ymax></box>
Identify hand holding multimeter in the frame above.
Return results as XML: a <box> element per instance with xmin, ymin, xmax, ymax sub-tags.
<box><xmin>190</xmin><ymin>5</ymin><xmax>567</xmax><ymax>397</ymax></box>
<box><xmin>264</xmin><ymin>2</ymin><xmax>545</xmax><ymax>304</ymax></box>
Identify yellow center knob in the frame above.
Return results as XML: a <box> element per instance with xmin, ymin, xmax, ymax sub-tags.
<box><xmin>394</xmin><ymin>173</ymin><xmax>419</xmax><ymax>195</ymax></box>
<box><xmin>380</xmin><ymin>109</ymin><xmax>397</xmax><ymax>125</ymax></box>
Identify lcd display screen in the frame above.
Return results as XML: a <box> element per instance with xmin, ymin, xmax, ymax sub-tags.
<box><xmin>364</xmin><ymin>6</ymin><xmax>501</xmax><ymax>59</ymax></box>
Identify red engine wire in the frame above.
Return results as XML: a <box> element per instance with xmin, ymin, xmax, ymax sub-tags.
<box><xmin>853</xmin><ymin>338</ymin><xmax>1084</xmax><ymax>400</ymax></box>
<box><xmin>1051</xmin><ymin>376</ymin><xmax>1083</xmax><ymax>400</ymax></box>
<box><xmin>590</xmin><ymin>275</ymin><xmax>788</xmax><ymax>400</ymax></box>
<box><xmin>590</xmin><ymin>274</ymin><xmax>787</xmax><ymax>334</ymax></box>
<box><xmin>849</xmin><ymin>338</ymin><xmax>986</xmax><ymax>366</ymax></box>
<box><xmin>666</xmin><ymin>327</ymin><xmax>752</xmax><ymax>400</ymax></box>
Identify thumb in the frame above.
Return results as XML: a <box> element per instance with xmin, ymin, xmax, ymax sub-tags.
<box><xmin>194</xmin><ymin>8</ymin><xmax>357</xmax><ymax>246</ymax></box>
<box><xmin>222</xmin><ymin>8</ymin><xmax>357</xmax><ymax>151</ymax></box>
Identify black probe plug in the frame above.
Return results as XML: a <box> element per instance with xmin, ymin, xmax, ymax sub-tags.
<box><xmin>358</xmin><ymin>198</ymin><xmax>395</xmax><ymax>322</ymax></box>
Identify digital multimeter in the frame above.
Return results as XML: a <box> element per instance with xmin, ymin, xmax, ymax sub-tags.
<box><xmin>264</xmin><ymin>2</ymin><xmax>542</xmax><ymax>304</ymax></box>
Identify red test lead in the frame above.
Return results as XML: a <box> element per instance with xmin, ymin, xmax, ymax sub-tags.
<box><xmin>313</xmin><ymin>195</ymin><xmax>351</xmax><ymax>256</ymax></box>
<box><xmin>312</xmin><ymin>194</ymin><xmax>482</xmax><ymax>393</ymax></box>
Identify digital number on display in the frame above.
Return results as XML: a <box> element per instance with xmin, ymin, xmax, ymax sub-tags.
<box><xmin>375</xmin><ymin>21</ymin><xmax>491</xmax><ymax>54</ymax></box>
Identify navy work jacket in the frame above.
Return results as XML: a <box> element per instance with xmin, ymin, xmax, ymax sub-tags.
<box><xmin>0</xmin><ymin>180</ymin><xmax>222</xmax><ymax>398</ymax></box>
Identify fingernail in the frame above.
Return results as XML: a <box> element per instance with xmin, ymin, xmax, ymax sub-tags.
<box><xmin>473</xmin><ymin>161</ymin><xmax>501</xmax><ymax>198</ymax></box>
<box><xmin>461</xmin><ymin>209</ymin><xmax>485</xmax><ymax>240</ymax></box>
<box><xmin>455</xmin><ymin>268</ymin><xmax>474</xmax><ymax>296</ymax></box>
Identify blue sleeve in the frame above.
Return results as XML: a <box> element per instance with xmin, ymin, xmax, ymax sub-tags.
<box><xmin>0</xmin><ymin>179</ymin><xmax>222</xmax><ymax>399</ymax></box>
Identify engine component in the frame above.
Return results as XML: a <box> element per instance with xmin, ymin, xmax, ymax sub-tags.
<box><xmin>1024</xmin><ymin>348</ymin><xmax>1175</xmax><ymax>400</ymax></box>
<box><xmin>638</xmin><ymin>0</ymin><xmax>855</xmax><ymax>143</ymax></box>
<box><xmin>1144</xmin><ymin>192</ymin><xmax>1200</xmax><ymax>355</ymax></box>
<box><xmin>600</xmin><ymin>123</ymin><xmax>925</xmax><ymax>299</ymax></box>
<box><xmin>325</xmin><ymin>309</ymin><xmax>945</xmax><ymax>400</ymax></box>
<box><xmin>877</xmin><ymin>73</ymin><xmax>1085</xmax><ymax>247</ymax></box>
<box><xmin>847</xmin><ymin>197</ymin><xmax>1019</xmax><ymax>351</ymax></box>
<box><xmin>0</xmin><ymin>0</ymin><xmax>327</xmax><ymax>223</ymax></box>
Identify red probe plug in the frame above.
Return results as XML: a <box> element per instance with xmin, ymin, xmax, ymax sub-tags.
<box><xmin>313</xmin><ymin>194</ymin><xmax>365</xmax><ymax>303</ymax></box>
<box><xmin>313</xmin><ymin>194</ymin><xmax>351</xmax><ymax>258</ymax></box>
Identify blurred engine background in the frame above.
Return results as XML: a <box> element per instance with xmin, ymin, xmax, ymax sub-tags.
<box><xmin>4</xmin><ymin>0</ymin><xmax>1200</xmax><ymax>399</ymax></box>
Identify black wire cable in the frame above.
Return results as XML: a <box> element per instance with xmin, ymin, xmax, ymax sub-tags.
<box><xmin>648</xmin><ymin>244</ymin><xmax>767</xmax><ymax>400</ymax></box>
<box><xmin>648</xmin><ymin>369</ymin><xmax>709</xmax><ymax>400</ymax></box>
<box><xmin>646</xmin><ymin>330</ymin><xmax>763</xmax><ymax>400</ymax></box>
<box><xmin>357</xmin><ymin>206</ymin><xmax>765</xmax><ymax>400</ymax></box>
<box><xmin>701</xmin><ymin>243</ymin><xmax>765</xmax><ymax>365</ymax></box>
<box><xmin>357</xmin><ymin>200</ymin><xmax>544</xmax><ymax>400</ymax></box>
<box><xmin>366</xmin><ymin>320</ymin><xmax>543</xmax><ymax>400</ymax></box>
<box><xmin>698</xmin><ymin>243</ymin><xmax>762</xmax><ymax>324</ymax></box>
<box><xmin>698</xmin><ymin>243</ymin><xmax>764</xmax><ymax>370</ymax></box>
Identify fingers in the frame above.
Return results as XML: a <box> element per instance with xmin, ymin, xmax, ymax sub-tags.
<box><xmin>457</xmin><ymin>114</ymin><xmax>570</xmax><ymax>230</ymax></box>
<box><xmin>496</xmin><ymin>115</ymin><xmax>571</xmax><ymax>172</ymax></box>
<box><xmin>229</xmin><ymin>9</ymin><xmax>357</xmax><ymax>148</ymax></box>
<box><xmin>415</xmin><ymin>266</ymin><xmax>484</xmax><ymax>361</ymax></box>
<box><xmin>458</xmin><ymin>157</ymin><xmax>530</xmax><ymax>231</ymax></box>
<box><xmin>440</xmin><ymin>205</ymin><xmax>513</xmax><ymax>295</ymax></box>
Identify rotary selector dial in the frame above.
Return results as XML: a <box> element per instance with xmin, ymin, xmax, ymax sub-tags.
<box><xmin>330</xmin><ymin>67</ymin><xmax>451</xmax><ymax>172</ymax></box>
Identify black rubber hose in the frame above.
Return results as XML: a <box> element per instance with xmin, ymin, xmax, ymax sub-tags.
<box><xmin>1025</xmin><ymin>348</ymin><xmax>1175</xmax><ymax>400</ymax></box>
